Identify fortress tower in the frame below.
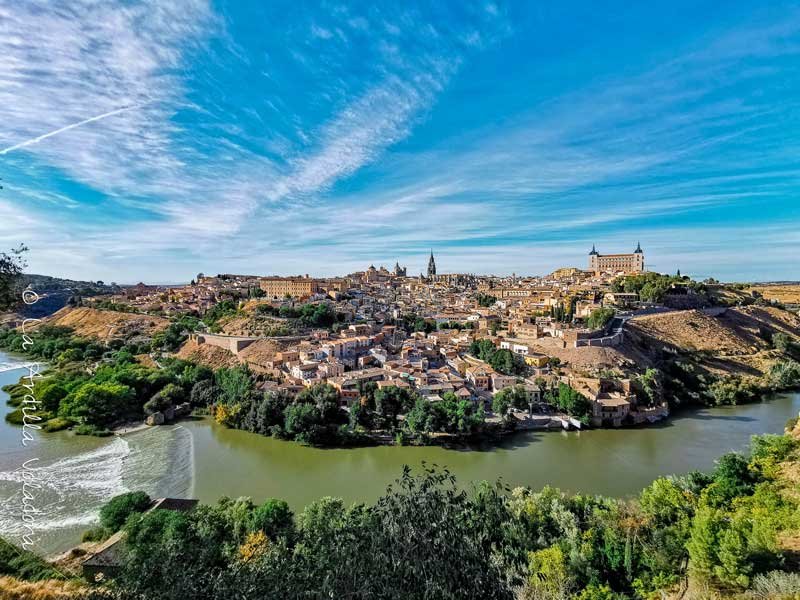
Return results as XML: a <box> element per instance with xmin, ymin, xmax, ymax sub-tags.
<box><xmin>588</xmin><ymin>243</ymin><xmax>644</xmax><ymax>275</ymax></box>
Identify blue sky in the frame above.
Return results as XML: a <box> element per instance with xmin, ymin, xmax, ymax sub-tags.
<box><xmin>1</xmin><ymin>1</ymin><xmax>799</xmax><ymax>283</ymax></box>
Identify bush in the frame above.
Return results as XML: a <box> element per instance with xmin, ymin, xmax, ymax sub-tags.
<box><xmin>0</xmin><ymin>536</ymin><xmax>65</xmax><ymax>581</ymax></box>
<box><xmin>4</xmin><ymin>409</ymin><xmax>24</xmax><ymax>425</ymax></box>
<box><xmin>748</xmin><ymin>570</ymin><xmax>800</xmax><ymax>599</ymax></box>
<box><xmin>707</xmin><ymin>377</ymin><xmax>760</xmax><ymax>406</ymax></box>
<box><xmin>59</xmin><ymin>381</ymin><xmax>136</xmax><ymax>427</ymax></box>
<box><xmin>190</xmin><ymin>379</ymin><xmax>217</xmax><ymax>407</ymax></box>
<box><xmin>81</xmin><ymin>526</ymin><xmax>111</xmax><ymax>543</ymax></box>
<box><xmin>74</xmin><ymin>424</ymin><xmax>113</xmax><ymax>437</ymax></box>
<box><xmin>586</xmin><ymin>308</ymin><xmax>615</xmax><ymax>330</ymax></box>
<box><xmin>749</xmin><ymin>434</ymin><xmax>797</xmax><ymax>479</ymax></box>
<box><xmin>42</xmin><ymin>417</ymin><xmax>74</xmax><ymax>432</ymax></box>
<box><xmin>772</xmin><ymin>332</ymin><xmax>800</xmax><ymax>358</ymax></box>
<box><xmin>767</xmin><ymin>360</ymin><xmax>800</xmax><ymax>390</ymax></box>
<box><xmin>99</xmin><ymin>491</ymin><xmax>152</xmax><ymax>532</ymax></box>
<box><xmin>250</xmin><ymin>499</ymin><xmax>295</xmax><ymax>540</ymax></box>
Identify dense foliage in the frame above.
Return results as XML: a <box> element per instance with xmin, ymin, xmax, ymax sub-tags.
<box><xmin>0</xmin><ymin>244</ymin><xmax>27</xmax><ymax>311</ymax></box>
<box><xmin>254</xmin><ymin>302</ymin><xmax>341</xmax><ymax>329</ymax></box>
<box><xmin>476</xmin><ymin>292</ymin><xmax>498</xmax><ymax>307</ymax></box>
<box><xmin>611</xmin><ymin>272</ymin><xmax>706</xmax><ymax>303</ymax></box>
<box><xmin>0</xmin><ymin>536</ymin><xmax>64</xmax><ymax>582</ymax></box>
<box><xmin>0</xmin><ymin>325</ymin><xmax>212</xmax><ymax>433</ymax></box>
<box><xmin>84</xmin><ymin>434</ymin><xmax>800</xmax><ymax>600</ymax></box>
<box><xmin>546</xmin><ymin>383</ymin><xmax>592</xmax><ymax>423</ymax></box>
<box><xmin>405</xmin><ymin>392</ymin><xmax>485</xmax><ymax>435</ymax></box>
<box><xmin>212</xmin><ymin>375</ymin><xmax>490</xmax><ymax>446</ymax></box>
<box><xmin>151</xmin><ymin>315</ymin><xmax>201</xmax><ymax>352</ymax></box>
<box><xmin>470</xmin><ymin>339</ymin><xmax>526</xmax><ymax>375</ymax></box>
<box><xmin>99</xmin><ymin>492</ymin><xmax>152</xmax><ymax>532</ymax></box>
<box><xmin>491</xmin><ymin>384</ymin><xmax>530</xmax><ymax>418</ymax></box>
<box><xmin>586</xmin><ymin>308</ymin><xmax>615</xmax><ymax>330</ymax></box>
<box><xmin>201</xmin><ymin>300</ymin><xmax>239</xmax><ymax>332</ymax></box>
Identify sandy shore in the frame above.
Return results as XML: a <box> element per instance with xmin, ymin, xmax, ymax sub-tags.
<box><xmin>113</xmin><ymin>422</ymin><xmax>149</xmax><ymax>436</ymax></box>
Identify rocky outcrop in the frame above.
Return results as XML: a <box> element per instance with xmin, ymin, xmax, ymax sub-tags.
<box><xmin>145</xmin><ymin>412</ymin><xmax>164</xmax><ymax>426</ymax></box>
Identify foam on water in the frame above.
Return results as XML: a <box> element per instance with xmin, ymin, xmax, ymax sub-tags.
<box><xmin>0</xmin><ymin>423</ymin><xmax>195</xmax><ymax>555</ymax></box>
<box><xmin>0</xmin><ymin>437</ymin><xmax>130</xmax><ymax>538</ymax></box>
<box><xmin>0</xmin><ymin>361</ymin><xmax>37</xmax><ymax>374</ymax></box>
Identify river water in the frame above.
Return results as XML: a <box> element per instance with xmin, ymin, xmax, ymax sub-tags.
<box><xmin>0</xmin><ymin>349</ymin><xmax>798</xmax><ymax>557</ymax></box>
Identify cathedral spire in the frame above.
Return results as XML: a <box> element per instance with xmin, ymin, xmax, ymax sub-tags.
<box><xmin>427</xmin><ymin>250</ymin><xmax>437</xmax><ymax>278</ymax></box>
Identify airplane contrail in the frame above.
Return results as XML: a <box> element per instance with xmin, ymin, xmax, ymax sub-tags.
<box><xmin>0</xmin><ymin>104</ymin><xmax>144</xmax><ymax>155</ymax></box>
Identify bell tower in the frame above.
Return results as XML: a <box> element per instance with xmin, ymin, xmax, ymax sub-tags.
<box><xmin>427</xmin><ymin>250</ymin><xmax>437</xmax><ymax>279</ymax></box>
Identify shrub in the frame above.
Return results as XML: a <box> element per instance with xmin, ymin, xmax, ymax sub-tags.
<box><xmin>99</xmin><ymin>492</ymin><xmax>152</xmax><ymax>532</ymax></box>
<box><xmin>707</xmin><ymin>377</ymin><xmax>760</xmax><ymax>406</ymax></box>
<box><xmin>748</xmin><ymin>570</ymin><xmax>800</xmax><ymax>599</ymax></box>
<box><xmin>772</xmin><ymin>332</ymin><xmax>800</xmax><ymax>358</ymax></box>
<box><xmin>42</xmin><ymin>417</ymin><xmax>74</xmax><ymax>432</ymax></box>
<box><xmin>0</xmin><ymin>536</ymin><xmax>65</xmax><ymax>581</ymax></box>
<box><xmin>74</xmin><ymin>424</ymin><xmax>113</xmax><ymax>437</ymax></box>
<box><xmin>81</xmin><ymin>526</ymin><xmax>111</xmax><ymax>543</ymax></box>
<box><xmin>190</xmin><ymin>379</ymin><xmax>217</xmax><ymax>407</ymax></box>
<box><xmin>749</xmin><ymin>434</ymin><xmax>797</xmax><ymax>479</ymax></box>
<box><xmin>586</xmin><ymin>308</ymin><xmax>615</xmax><ymax>330</ymax></box>
<box><xmin>767</xmin><ymin>360</ymin><xmax>800</xmax><ymax>390</ymax></box>
<box><xmin>250</xmin><ymin>499</ymin><xmax>295</xmax><ymax>540</ymax></box>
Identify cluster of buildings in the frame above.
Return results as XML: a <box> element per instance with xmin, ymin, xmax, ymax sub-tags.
<box><xmin>166</xmin><ymin>245</ymin><xmax>671</xmax><ymax>428</ymax></box>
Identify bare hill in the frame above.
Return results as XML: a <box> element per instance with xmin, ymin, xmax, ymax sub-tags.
<box><xmin>36</xmin><ymin>307</ymin><xmax>169</xmax><ymax>341</ymax></box>
<box><xmin>625</xmin><ymin>305</ymin><xmax>800</xmax><ymax>379</ymax></box>
<box><xmin>628</xmin><ymin>306</ymin><xmax>800</xmax><ymax>355</ymax></box>
<box><xmin>526</xmin><ymin>306</ymin><xmax>800</xmax><ymax>379</ymax></box>
<box><xmin>175</xmin><ymin>338</ymin><xmax>239</xmax><ymax>370</ymax></box>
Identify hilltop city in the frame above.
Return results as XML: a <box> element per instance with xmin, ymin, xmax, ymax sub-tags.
<box><xmin>8</xmin><ymin>243</ymin><xmax>796</xmax><ymax>440</ymax></box>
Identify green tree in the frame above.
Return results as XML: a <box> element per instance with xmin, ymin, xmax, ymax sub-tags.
<box><xmin>687</xmin><ymin>505</ymin><xmax>722</xmax><ymax>581</ymax></box>
<box><xmin>144</xmin><ymin>382</ymin><xmax>185</xmax><ymax>415</ymax></box>
<box><xmin>190</xmin><ymin>379</ymin><xmax>218</xmax><ymax>407</ymax></box>
<box><xmin>476</xmin><ymin>293</ymin><xmax>497</xmax><ymax>307</ymax></box>
<box><xmin>215</xmin><ymin>366</ymin><xmax>255</xmax><ymax>406</ymax></box>
<box><xmin>707</xmin><ymin>452</ymin><xmax>756</xmax><ymax>505</ymax></box>
<box><xmin>59</xmin><ymin>382</ymin><xmax>135</xmax><ymax>427</ymax></box>
<box><xmin>492</xmin><ymin>393</ymin><xmax>512</xmax><ymax>419</ymax></box>
<box><xmin>404</xmin><ymin>397</ymin><xmax>440</xmax><ymax>434</ymax></box>
<box><xmin>250</xmin><ymin>499</ymin><xmax>295</xmax><ymax>540</ymax></box>
<box><xmin>587</xmin><ymin>308</ymin><xmax>615</xmax><ymax>330</ymax></box>
<box><xmin>554</xmin><ymin>383</ymin><xmax>591</xmax><ymax>422</ymax></box>
<box><xmin>526</xmin><ymin>545</ymin><xmax>572</xmax><ymax>598</ymax></box>
<box><xmin>100</xmin><ymin>491</ymin><xmax>152</xmax><ymax>531</ymax></box>
<box><xmin>38</xmin><ymin>382</ymin><xmax>68</xmax><ymax>413</ymax></box>
<box><xmin>374</xmin><ymin>385</ymin><xmax>415</xmax><ymax>429</ymax></box>
<box><xmin>0</xmin><ymin>244</ymin><xmax>27</xmax><ymax>311</ymax></box>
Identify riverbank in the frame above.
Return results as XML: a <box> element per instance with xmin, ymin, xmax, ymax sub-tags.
<box><xmin>2</xmin><ymin>357</ymin><xmax>799</xmax><ymax>558</ymax></box>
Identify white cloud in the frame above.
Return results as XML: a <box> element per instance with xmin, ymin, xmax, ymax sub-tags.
<box><xmin>2</xmin><ymin>3</ymin><xmax>797</xmax><ymax>283</ymax></box>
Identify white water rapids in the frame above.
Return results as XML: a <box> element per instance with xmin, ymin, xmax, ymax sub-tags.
<box><xmin>0</xmin><ymin>355</ymin><xmax>194</xmax><ymax>556</ymax></box>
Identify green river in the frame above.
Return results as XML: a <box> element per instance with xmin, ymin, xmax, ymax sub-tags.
<box><xmin>1</xmin><ymin>350</ymin><xmax>798</xmax><ymax>557</ymax></box>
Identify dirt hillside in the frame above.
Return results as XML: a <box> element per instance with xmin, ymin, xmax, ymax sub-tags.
<box><xmin>175</xmin><ymin>338</ymin><xmax>239</xmax><ymax>370</ymax></box>
<box><xmin>535</xmin><ymin>306</ymin><xmax>800</xmax><ymax>378</ymax></box>
<box><xmin>35</xmin><ymin>307</ymin><xmax>169</xmax><ymax>341</ymax></box>
<box><xmin>628</xmin><ymin>306</ymin><xmax>800</xmax><ymax>355</ymax></box>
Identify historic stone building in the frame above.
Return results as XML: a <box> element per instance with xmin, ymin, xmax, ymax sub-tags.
<box><xmin>588</xmin><ymin>243</ymin><xmax>645</xmax><ymax>275</ymax></box>
<box><xmin>259</xmin><ymin>276</ymin><xmax>320</xmax><ymax>299</ymax></box>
